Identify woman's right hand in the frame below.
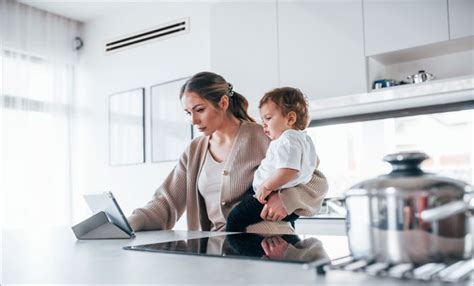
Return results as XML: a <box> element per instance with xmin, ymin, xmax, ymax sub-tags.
<box><xmin>261</xmin><ymin>236</ymin><xmax>288</xmax><ymax>259</ymax></box>
<box><xmin>260</xmin><ymin>192</ymin><xmax>288</xmax><ymax>222</ymax></box>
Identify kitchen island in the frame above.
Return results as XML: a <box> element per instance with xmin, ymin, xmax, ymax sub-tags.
<box><xmin>2</xmin><ymin>227</ymin><xmax>469</xmax><ymax>285</ymax></box>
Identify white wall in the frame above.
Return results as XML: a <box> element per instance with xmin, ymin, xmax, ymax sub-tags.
<box><xmin>72</xmin><ymin>3</ymin><xmax>211</xmax><ymax>227</ymax></box>
<box><xmin>210</xmin><ymin>2</ymin><xmax>279</xmax><ymax>119</ymax></box>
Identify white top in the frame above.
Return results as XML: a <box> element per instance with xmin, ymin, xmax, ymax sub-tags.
<box><xmin>253</xmin><ymin>129</ymin><xmax>317</xmax><ymax>190</ymax></box>
<box><xmin>198</xmin><ymin>151</ymin><xmax>226</xmax><ymax>231</ymax></box>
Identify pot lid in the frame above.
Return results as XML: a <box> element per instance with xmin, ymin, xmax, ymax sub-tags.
<box><xmin>345</xmin><ymin>151</ymin><xmax>471</xmax><ymax>197</ymax></box>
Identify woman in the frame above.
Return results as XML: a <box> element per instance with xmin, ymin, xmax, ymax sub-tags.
<box><xmin>128</xmin><ymin>71</ymin><xmax>328</xmax><ymax>234</ymax></box>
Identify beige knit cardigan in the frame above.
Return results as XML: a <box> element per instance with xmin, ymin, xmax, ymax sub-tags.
<box><xmin>128</xmin><ymin>121</ymin><xmax>328</xmax><ymax>234</ymax></box>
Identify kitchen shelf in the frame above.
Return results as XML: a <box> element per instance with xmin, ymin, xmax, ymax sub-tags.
<box><xmin>366</xmin><ymin>36</ymin><xmax>474</xmax><ymax>95</ymax></box>
<box><xmin>308</xmin><ymin>75</ymin><xmax>474</xmax><ymax>126</ymax></box>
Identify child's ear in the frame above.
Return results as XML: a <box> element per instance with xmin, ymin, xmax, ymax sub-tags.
<box><xmin>287</xmin><ymin>111</ymin><xmax>297</xmax><ymax>126</ymax></box>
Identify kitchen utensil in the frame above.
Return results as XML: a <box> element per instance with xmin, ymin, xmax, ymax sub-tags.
<box><xmin>406</xmin><ymin>70</ymin><xmax>435</xmax><ymax>84</ymax></box>
<box><xmin>372</xmin><ymin>79</ymin><xmax>398</xmax><ymax>89</ymax></box>
<box><xmin>339</xmin><ymin>151</ymin><xmax>472</xmax><ymax>264</ymax></box>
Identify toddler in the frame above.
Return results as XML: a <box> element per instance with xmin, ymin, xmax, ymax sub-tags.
<box><xmin>226</xmin><ymin>87</ymin><xmax>319</xmax><ymax>232</ymax></box>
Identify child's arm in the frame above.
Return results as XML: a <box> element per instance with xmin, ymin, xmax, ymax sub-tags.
<box><xmin>255</xmin><ymin>168</ymin><xmax>299</xmax><ymax>204</ymax></box>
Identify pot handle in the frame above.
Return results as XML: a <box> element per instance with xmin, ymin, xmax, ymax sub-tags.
<box><xmin>420</xmin><ymin>201</ymin><xmax>469</xmax><ymax>222</ymax></box>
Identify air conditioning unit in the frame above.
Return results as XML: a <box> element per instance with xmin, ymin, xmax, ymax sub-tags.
<box><xmin>105</xmin><ymin>17</ymin><xmax>189</xmax><ymax>53</ymax></box>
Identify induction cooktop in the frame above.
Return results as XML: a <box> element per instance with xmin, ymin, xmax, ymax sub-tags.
<box><xmin>123</xmin><ymin>233</ymin><xmax>330</xmax><ymax>264</ymax></box>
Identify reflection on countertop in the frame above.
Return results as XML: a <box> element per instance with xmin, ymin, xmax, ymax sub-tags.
<box><xmin>124</xmin><ymin>232</ymin><xmax>332</xmax><ymax>265</ymax></box>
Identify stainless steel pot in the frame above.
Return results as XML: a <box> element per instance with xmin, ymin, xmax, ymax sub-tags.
<box><xmin>342</xmin><ymin>152</ymin><xmax>472</xmax><ymax>264</ymax></box>
<box><xmin>406</xmin><ymin>70</ymin><xmax>435</xmax><ymax>84</ymax></box>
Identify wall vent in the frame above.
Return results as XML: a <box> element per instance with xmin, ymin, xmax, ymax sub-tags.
<box><xmin>105</xmin><ymin>17</ymin><xmax>189</xmax><ymax>53</ymax></box>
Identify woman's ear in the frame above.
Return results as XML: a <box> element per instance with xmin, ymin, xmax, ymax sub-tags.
<box><xmin>219</xmin><ymin>95</ymin><xmax>230</xmax><ymax>111</ymax></box>
<box><xmin>287</xmin><ymin>111</ymin><xmax>297</xmax><ymax>126</ymax></box>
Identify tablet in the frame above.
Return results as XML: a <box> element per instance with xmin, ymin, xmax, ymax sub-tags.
<box><xmin>84</xmin><ymin>191</ymin><xmax>135</xmax><ymax>237</ymax></box>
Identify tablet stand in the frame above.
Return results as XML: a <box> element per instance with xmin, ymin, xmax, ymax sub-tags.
<box><xmin>72</xmin><ymin>211</ymin><xmax>132</xmax><ymax>239</ymax></box>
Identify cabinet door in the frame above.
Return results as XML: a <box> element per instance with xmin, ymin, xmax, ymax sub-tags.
<box><xmin>449</xmin><ymin>0</ymin><xmax>474</xmax><ymax>39</ymax></box>
<box><xmin>278</xmin><ymin>1</ymin><xmax>367</xmax><ymax>100</ymax></box>
<box><xmin>210</xmin><ymin>2</ymin><xmax>279</xmax><ymax>117</ymax></box>
<box><xmin>364</xmin><ymin>0</ymin><xmax>449</xmax><ymax>56</ymax></box>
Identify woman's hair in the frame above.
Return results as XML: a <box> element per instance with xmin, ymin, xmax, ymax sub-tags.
<box><xmin>179</xmin><ymin>72</ymin><xmax>255</xmax><ymax>123</ymax></box>
<box><xmin>259</xmin><ymin>87</ymin><xmax>310</xmax><ymax>130</ymax></box>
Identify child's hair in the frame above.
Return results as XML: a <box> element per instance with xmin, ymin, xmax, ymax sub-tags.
<box><xmin>259</xmin><ymin>87</ymin><xmax>310</xmax><ymax>130</ymax></box>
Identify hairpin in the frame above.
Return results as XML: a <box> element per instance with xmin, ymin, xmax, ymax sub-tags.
<box><xmin>228</xmin><ymin>83</ymin><xmax>234</xmax><ymax>97</ymax></box>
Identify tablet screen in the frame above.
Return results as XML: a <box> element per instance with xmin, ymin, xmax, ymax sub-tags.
<box><xmin>84</xmin><ymin>192</ymin><xmax>135</xmax><ymax>236</ymax></box>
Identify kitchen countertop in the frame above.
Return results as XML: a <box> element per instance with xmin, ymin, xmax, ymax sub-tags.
<box><xmin>3</xmin><ymin>227</ymin><xmax>469</xmax><ymax>285</ymax></box>
<box><xmin>302</xmin><ymin>213</ymin><xmax>346</xmax><ymax>219</ymax></box>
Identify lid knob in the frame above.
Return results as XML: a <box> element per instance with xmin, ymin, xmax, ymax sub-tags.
<box><xmin>383</xmin><ymin>151</ymin><xmax>428</xmax><ymax>176</ymax></box>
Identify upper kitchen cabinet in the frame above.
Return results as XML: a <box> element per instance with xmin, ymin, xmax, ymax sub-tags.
<box><xmin>210</xmin><ymin>2</ymin><xmax>279</xmax><ymax>115</ymax></box>
<box><xmin>449</xmin><ymin>0</ymin><xmax>474</xmax><ymax>39</ymax></box>
<box><xmin>364</xmin><ymin>0</ymin><xmax>449</xmax><ymax>56</ymax></box>
<box><xmin>278</xmin><ymin>1</ymin><xmax>367</xmax><ymax>100</ymax></box>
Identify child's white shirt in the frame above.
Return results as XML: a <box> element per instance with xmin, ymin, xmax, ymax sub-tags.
<box><xmin>253</xmin><ymin>129</ymin><xmax>317</xmax><ymax>190</ymax></box>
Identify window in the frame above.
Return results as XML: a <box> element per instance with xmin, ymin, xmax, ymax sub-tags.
<box><xmin>307</xmin><ymin>109</ymin><xmax>473</xmax><ymax>198</ymax></box>
<box><xmin>1</xmin><ymin>50</ymin><xmax>73</xmax><ymax>228</ymax></box>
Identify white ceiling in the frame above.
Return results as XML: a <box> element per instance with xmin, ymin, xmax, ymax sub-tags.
<box><xmin>18</xmin><ymin>0</ymin><xmax>232</xmax><ymax>23</ymax></box>
<box><xmin>18</xmin><ymin>1</ymin><xmax>141</xmax><ymax>22</ymax></box>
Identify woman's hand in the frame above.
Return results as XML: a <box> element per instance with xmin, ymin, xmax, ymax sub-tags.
<box><xmin>260</xmin><ymin>192</ymin><xmax>288</xmax><ymax>222</ymax></box>
<box><xmin>261</xmin><ymin>236</ymin><xmax>288</xmax><ymax>259</ymax></box>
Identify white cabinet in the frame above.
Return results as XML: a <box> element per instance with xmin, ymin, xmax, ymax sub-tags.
<box><xmin>448</xmin><ymin>0</ymin><xmax>474</xmax><ymax>39</ymax></box>
<box><xmin>210</xmin><ymin>2</ymin><xmax>279</xmax><ymax>117</ymax></box>
<box><xmin>278</xmin><ymin>1</ymin><xmax>367</xmax><ymax>100</ymax></box>
<box><xmin>364</xmin><ymin>0</ymin><xmax>449</xmax><ymax>56</ymax></box>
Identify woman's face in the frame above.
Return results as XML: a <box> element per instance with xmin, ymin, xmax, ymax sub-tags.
<box><xmin>182</xmin><ymin>92</ymin><xmax>225</xmax><ymax>136</ymax></box>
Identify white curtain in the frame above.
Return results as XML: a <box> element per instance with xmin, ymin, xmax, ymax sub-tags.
<box><xmin>1</xmin><ymin>0</ymin><xmax>80</xmax><ymax>228</ymax></box>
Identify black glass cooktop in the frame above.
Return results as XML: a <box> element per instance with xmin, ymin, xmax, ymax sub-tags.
<box><xmin>123</xmin><ymin>233</ymin><xmax>329</xmax><ymax>264</ymax></box>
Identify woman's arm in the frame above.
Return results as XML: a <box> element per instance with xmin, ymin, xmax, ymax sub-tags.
<box><xmin>279</xmin><ymin>169</ymin><xmax>329</xmax><ymax>216</ymax></box>
<box><xmin>255</xmin><ymin>168</ymin><xmax>298</xmax><ymax>203</ymax></box>
<box><xmin>261</xmin><ymin>169</ymin><xmax>329</xmax><ymax>221</ymax></box>
<box><xmin>128</xmin><ymin>148</ymin><xmax>190</xmax><ymax>231</ymax></box>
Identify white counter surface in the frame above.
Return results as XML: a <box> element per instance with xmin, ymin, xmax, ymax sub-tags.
<box><xmin>1</xmin><ymin>227</ymin><xmax>466</xmax><ymax>285</ymax></box>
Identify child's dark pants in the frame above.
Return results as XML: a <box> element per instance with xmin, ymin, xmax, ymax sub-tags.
<box><xmin>226</xmin><ymin>187</ymin><xmax>299</xmax><ymax>232</ymax></box>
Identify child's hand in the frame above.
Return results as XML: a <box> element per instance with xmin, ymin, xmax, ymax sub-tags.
<box><xmin>254</xmin><ymin>185</ymin><xmax>273</xmax><ymax>204</ymax></box>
